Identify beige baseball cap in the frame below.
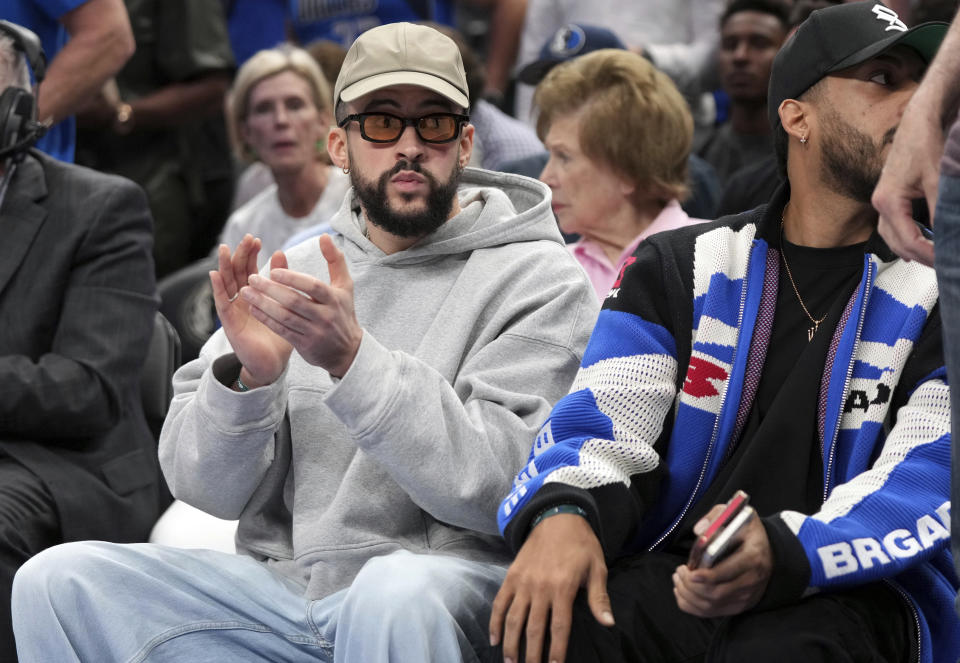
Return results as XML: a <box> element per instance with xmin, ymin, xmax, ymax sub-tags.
<box><xmin>334</xmin><ymin>22</ymin><xmax>469</xmax><ymax>109</ymax></box>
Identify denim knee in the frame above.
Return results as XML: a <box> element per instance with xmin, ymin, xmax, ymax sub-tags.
<box><xmin>13</xmin><ymin>541</ymin><xmax>118</xmax><ymax>609</ymax></box>
<box><xmin>348</xmin><ymin>551</ymin><xmax>439</xmax><ymax>608</ymax></box>
<box><xmin>344</xmin><ymin>550</ymin><xmax>479</xmax><ymax>626</ymax></box>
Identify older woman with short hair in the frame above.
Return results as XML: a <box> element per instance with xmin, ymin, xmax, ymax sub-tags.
<box><xmin>536</xmin><ymin>49</ymin><xmax>708</xmax><ymax>299</ymax></box>
<box><xmin>220</xmin><ymin>44</ymin><xmax>350</xmax><ymax>268</ymax></box>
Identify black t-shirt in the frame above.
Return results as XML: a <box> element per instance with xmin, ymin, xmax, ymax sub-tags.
<box><xmin>668</xmin><ymin>236</ymin><xmax>865</xmax><ymax>553</ymax></box>
<box><xmin>756</xmin><ymin>237</ymin><xmax>867</xmax><ymax>415</ymax></box>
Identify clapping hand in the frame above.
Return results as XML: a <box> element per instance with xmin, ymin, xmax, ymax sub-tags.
<box><xmin>239</xmin><ymin>233</ymin><xmax>363</xmax><ymax>379</ymax></box>
<box><xmin>209</xmin><ymin>234</ymin><xmax>293</xmax><ymax>387</ymax></box>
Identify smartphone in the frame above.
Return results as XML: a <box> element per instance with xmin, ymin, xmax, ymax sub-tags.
<box><xmin>687</xmin><ymin>490</ymin><xmax>749</xmax><ymax>570</ymax></box>
<box><xmin>701</xmin><ymin>505</ymin><xmax>755</xmax><ymax>567</ymax></box>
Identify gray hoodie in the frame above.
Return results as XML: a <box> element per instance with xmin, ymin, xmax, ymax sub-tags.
<box><xmin>159</xmin><ymin>168</ymin><xmax>598</xmax><ymax>598</ymax></box>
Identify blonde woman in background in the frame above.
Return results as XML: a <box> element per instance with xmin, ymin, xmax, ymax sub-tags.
<box><xmin>536</xmin><ymin>49</ymin><xmax>708</xmax><ymax>299</ymax></box>
<box><xmin>221</xmin><ymin>45</ymin><xmax>350</xmax><ymax>267</ymax></box>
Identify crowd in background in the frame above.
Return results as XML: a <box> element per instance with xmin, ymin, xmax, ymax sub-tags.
<box><xmin>13</xmin><ymin>0</ymin><xmax>959</xmax><ymax>289</ymax></box>
<box><xmin>2</xmin><ymin>0</ymin><xmax>960</xmax><ymax>661</ymax></box>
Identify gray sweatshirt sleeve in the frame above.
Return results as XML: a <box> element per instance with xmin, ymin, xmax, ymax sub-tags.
<box><xmin>158</xmin><ymin>330</ymin><xmax>289</xmax><ymax>519</ymax></box>
<box><xmin>323</xmin><ymin>283</ymin><xmax>597</xmax><ymax>535</ymax></box>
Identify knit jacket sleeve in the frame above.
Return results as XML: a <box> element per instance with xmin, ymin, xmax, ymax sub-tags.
<box><xmin>499</xmin><ymin>236</ymin><xmax>692</xmax><ymax>554</ymax></box>
<box><xmin>764</xmin><ymin>294</ymin><xmax>951</xmax><ymax>604</ymax></box>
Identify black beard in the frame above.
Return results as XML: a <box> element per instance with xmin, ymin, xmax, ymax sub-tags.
<box><xmin>351</xmin><ymin>160</ymin><xmax>460</xmax><ymax>238</ymax></box>
<box><xmin>820</xmin><ymin>110</ymin><xmax>892</xmax><ymax>204</ymax></box>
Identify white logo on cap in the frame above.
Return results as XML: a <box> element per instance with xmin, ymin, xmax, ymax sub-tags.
<box><xmin>549</xmin><ymin>25</ymin><xmax>587</xmax><ymax>57</ymax></box>
<box><xmin>872</xmin><ymin>4</ymin><xmax>908</xmax><ymax>32</ymax></box>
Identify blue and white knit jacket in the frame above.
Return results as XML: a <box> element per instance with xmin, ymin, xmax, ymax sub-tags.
<box><xmin>499</xmin><ymin>200</ymin><xmax>958</xmax><ymax>663</ymax></box>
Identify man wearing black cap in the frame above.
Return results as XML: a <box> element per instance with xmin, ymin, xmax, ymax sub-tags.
<box><xmin>490</xmin><ymin>4</ymin><xmax>957</xmax><ymax>662</ymax></box>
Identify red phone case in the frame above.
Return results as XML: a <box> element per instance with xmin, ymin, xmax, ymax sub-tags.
<box><xmin>701</xmin><ymin>505</ymin><xmax>755</xmax><ymax>567</ymax></box>
<box><xmin>687</xmin><ymin>490</ymin><xmax>749</xmax><ymax>569</ymax></box>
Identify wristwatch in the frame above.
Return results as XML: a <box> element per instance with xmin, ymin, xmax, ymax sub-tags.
<box><xmin>113</xmin><ymin>102</ymin><xmax>134</xmax><ymax>135</ymax></box>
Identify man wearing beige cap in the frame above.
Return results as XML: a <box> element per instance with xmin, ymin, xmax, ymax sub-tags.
<box><xmin>9</xmin><ymin>22</ymin><xmax>597</xmax><ymax>663</ymax></box>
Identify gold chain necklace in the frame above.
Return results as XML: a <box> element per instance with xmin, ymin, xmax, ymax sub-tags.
<box><xmin>780</xmin><ymin>220</ymin><xmax>827</xmax><ymax>342</ymax></box>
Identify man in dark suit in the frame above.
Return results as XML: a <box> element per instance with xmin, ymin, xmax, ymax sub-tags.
<box><xmin>0</xmin><ymin>24</ymin><xmax>166</xmax><ymax>660</ymax></box>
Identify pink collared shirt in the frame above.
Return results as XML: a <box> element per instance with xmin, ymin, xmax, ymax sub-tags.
<box><xmin>568</xmin><ymin>199</ymin><xmax>708</xmax><ymax>300</ymax></box>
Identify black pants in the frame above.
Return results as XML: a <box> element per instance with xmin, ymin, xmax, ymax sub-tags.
<box><xmin>562</xmin><ymin>553</ymin><xmax>915</xmax><ymax>663</ymax></box>
<box><xmin>0</xmin><ymin>457</ymin><xmax>60</xmax><ymax>662</ymax></box>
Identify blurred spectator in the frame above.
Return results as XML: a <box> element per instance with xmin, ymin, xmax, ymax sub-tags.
<box><xmin>231</xmin><ymin>37</ymin><xmax>347</xmax><ymax>212</ymax></box>
<box><xmin>304</xmin><ymin>38</ymin><xmax>348</xmax><ymax>90</ymax></box>
<box><xmin>505</xmin><ymin>23</ymin><xmax>721</xmax><ymax>221</ymax></box>
<box><xmin>716</xmin><ymin>0</ymin><xmax>841</xmax><ymax>217</ymax></box>
<box><xmin>790</xmin><ymin>0</ymin><xmax>842</xmax><ymax>23</ymax></box>
<box><xmin>74</xmin><ymin>0</ymin><xmax>235</xmax><ymax>279</ymax></box>
<box><xmin>792</xmin><ymin>0</ymin><xmax>842</xmax><ymax>21</ymax></box>
<box><xmin>912</xmin><ymin>0</ymin><xmax>960</xmax><ymax>23</ymax></box>
<box><xmin>514</xmin><ymin>0</ymin><xmax>725</xmax><ymax>126</ymax></box>
<box><xmin>220</xmin><ymin>45</ymin><xmax>350</xmax><ymax>268</ymax></box>
<box><xmin>536</xmin><ymin>49</ymin><xmax>708</xmax><ymax>299</ymax></box>
<box><xmin>433</xmin><ymin>24</ymin><xmax>544</xmax><ymax>172</ymax></box>
<box><xmin>471</xmin><ymin>0</ymin><xmax>527</xmax><ymax>106</ymax></box>
<box><xmin>516</xmin><ymin>22</ymin><xmax>627</xmax><ymax>86</ymax></box>
<box><xmin>5</xmin><ymin>0</ymin><xmax>134</xmax><ymax>161</ymax></box>
<box><xmin>226</xmin><ymin>0</ymin><xmax>453</xmax><ymax>64</ymax></box>
<box><xmin>225</xmin><ymin>0</ymin><xmax>523</xmax><ymax>103</ymax></box>
<box><xmin>697</xmin><ymin>0</ymin><xmax>791</xmax><ymax>185</ymax></box>
<box><xmin>716</xmin><ymin>152</ymin><xmax>779</xmax><ymax>216</ymax></box>
<box><xmin>0</xmin><ymin>27</ymin><xmax>165</xmax><ymax>660</ymax></box>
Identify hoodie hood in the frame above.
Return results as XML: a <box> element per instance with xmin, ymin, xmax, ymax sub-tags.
<box><xmin>330</xmin><ymin>167</ymin><xmax>561</xmax><ymax>264</ymax></box>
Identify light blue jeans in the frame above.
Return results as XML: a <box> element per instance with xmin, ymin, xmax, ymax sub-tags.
<box><xmin>11</xmin><ymin>542</ymin><xmax>507</xmax><ymax>662</ymax></box>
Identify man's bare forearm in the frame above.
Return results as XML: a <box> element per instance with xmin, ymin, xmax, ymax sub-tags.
<box><xmin>482</xmin><ymin>0</ymin><xmax>527</xmax><ymax>97</ymax></box>
<box><xmin>36</xmin><ymin>0</ymin><xmax>134</xmax><ymax>126</ymax></box>
<box><xmin>128</xmin><ymin>73</ymin><xmax>232</xmax><ymax>129</ymax></box>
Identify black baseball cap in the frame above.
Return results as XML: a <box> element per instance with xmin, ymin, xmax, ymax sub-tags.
<box><xmin>767</xmin><ymin>2</ymin><xmax>947</xmax><ymax>132</ymax></box>
<box><xmin>517</xmin><ymin>24</ymin><xmax>626</xmax><ymax>86</ymax></box>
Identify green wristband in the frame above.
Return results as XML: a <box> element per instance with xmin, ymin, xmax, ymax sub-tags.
<box><xmin>529</xmin><ymin>504</ymin><xmax>588</xmax><ymax>532</ymax></box>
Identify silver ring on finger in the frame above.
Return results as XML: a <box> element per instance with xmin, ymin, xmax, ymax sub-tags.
<box><xmin>228</xmin><ymin>292</ymin><xmax>240</xmax><ymax>303</ymax></box>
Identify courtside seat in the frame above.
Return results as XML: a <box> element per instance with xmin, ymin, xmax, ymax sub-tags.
<box><xmin>157</xmin><ymin>256</ymin><xmax>217</xmax><ymax>364</ymax></box>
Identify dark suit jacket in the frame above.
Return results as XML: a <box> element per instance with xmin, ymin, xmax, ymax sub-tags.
<box><xmin>0</xmin><ymin>150</ymin><xmax>165</xmax><ymax>542</ymax></box>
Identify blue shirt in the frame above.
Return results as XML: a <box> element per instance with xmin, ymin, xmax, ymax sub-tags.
<box><xmin>5</xmin><ymin>0</ymin><xmax>87</xmax><ymax>162</ymax></box>
<box><xmin>227</xmin><ymin>0</ymin><xmax>454</xmax><ymax>65</ymax></box>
